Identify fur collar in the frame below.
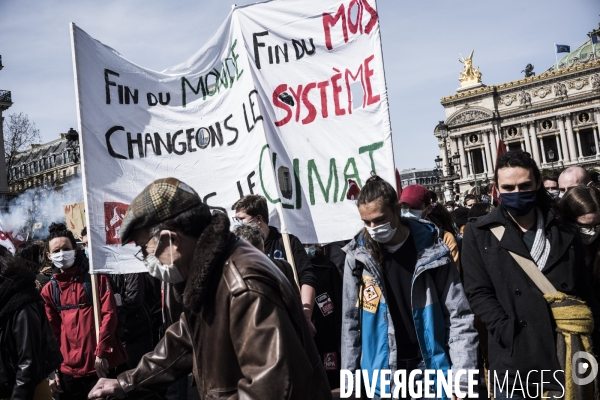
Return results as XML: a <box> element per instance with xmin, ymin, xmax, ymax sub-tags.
<box><xmin>176</xmin><ymin>212</ymin><xmax>238</xmax><ymax>313</ymax></box>
<box><xmin>0</xmin><ymin>265</ymin><xmax>42</xmax><ymax>323</ymax></box>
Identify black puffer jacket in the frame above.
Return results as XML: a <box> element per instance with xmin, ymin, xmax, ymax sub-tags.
<box><xmin>0</xmin><ymin>265</ymin><xmax>62</xmax><ymax>400</ymax></box>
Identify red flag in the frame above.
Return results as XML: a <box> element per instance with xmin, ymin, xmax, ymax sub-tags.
<box><xmin>491</xmin><ymin>139</ymin><xmax>507</xmax><ymax>203</ymax></box>
<box><xmin>395</xmin><ymin>168</ymin><xmax>402</xmax><ymax>201</ymax></box>
<box><xmin>7</xmin><ymin>231</ymin><xmax>26</xmax><ymax>248</ymax></box>
<box><xmin>0</xmin><ymin>230</ymin><xmax>16</xmax><ymax>255</ymax></box>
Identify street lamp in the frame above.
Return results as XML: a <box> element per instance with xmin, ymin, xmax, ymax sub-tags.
<box><xmin>436</xmin><ymin>121</ymin><xmax>448</xmax><ymax>140</ymax></box>
<box><xmin>435</xmin><ymin>121</ymin><xmax>460</xmax><ymax>202</ymax></box>
<box><xmin>452</xmin><ymin>152</ymin><xmax>461</xmax><ymax>174</ymax></box>
<box><xmin>547</xmin><ymin>149</ymin><xmax>555</xmax><ymax>172</ymax></box>
<box><xmin>434</xmin><ymin>156</ymin><xmax>442</xmax><ymax>169</ymax></box>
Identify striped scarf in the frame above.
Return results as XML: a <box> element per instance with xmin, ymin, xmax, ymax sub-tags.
<box><xmin>530</xmin><ymin>208</ymin><xmax>551</xmax><ymax>271</ymax></box>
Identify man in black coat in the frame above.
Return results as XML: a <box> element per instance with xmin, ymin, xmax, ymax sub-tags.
<box><xmin>461</xmin><ymin>151</ymin><xmax>600</xmax><ymax>399</ymax></box>
<box><xmin>0</xmin><ymin>256</ymin><xmax>63</xmax><ymax>400</ymax></box>
<box><xmin>232</xmin><ymin>195</ymin><xmax>317</xmax><ymax>334</ymax></box>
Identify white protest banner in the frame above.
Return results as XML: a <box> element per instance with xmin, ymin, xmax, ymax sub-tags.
<box><xmin>71</xmin><ymin>0</ymin><xmax>394</xmax><ymax>274</ymax></box>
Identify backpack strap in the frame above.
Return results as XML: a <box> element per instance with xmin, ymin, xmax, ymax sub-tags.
<box><xmin>50</xmin><ymin>268</ymin><xmax>94</xmax><ymax>312</ymax></box>
<box><xmin>50</xmin><ymin>276</ymin><xmax>62</xmax><ymax>310</ymax></box>
<box><xmin>80</xmin><ymin>271</ymin><xmax>93</xmax><ymax>305</ymax></box>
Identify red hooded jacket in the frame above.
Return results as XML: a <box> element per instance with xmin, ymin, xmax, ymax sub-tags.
<box><xmin>41</xmin><ymin>261</ymin><xmax>126</xmax><ymax>378</ymax></box>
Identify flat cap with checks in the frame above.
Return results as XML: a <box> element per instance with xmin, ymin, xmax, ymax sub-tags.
<box><xmin>120</xmin><ymin>177</ymin><xmax>202</xmax><ymax>245</ymax></box>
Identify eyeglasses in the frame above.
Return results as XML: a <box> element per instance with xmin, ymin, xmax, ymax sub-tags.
<box><xmin>232</xmin><ymin>216</ymin><xmax>256</xmax><ymax>224</ymax></box>
<box><xmin>577</xmin><ymin>224</ymin><xmax>600</xmax><ymax>235</ymax></box>
<box><xmin>133</xmin><ymin>233</ymin><xmax>157</xmax><ymax>261</ymax></box>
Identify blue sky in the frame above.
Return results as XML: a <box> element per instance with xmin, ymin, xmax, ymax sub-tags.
<box><xmin>0</xmin><ymin>0</ymin><xmax>598</xmax><ymax>170</ymax></box>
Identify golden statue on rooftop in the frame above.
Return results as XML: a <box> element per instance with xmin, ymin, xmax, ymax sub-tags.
<box><xmin>459</xmin><ymin>50</ymin><xmax>482</xmax><ymax>87</ymax></box>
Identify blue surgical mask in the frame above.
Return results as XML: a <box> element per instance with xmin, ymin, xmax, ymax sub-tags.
<box><xmin>84</xmin><ymin>247</ymin><xmax>89</xmax><ymax>259</ymax></box>
<box><xmin>500</xmin><ymin>191</ymin><xmax>537</xmax><ymax>217</ymax></box>
<box><xmin>305</xmin><ymin>245</ymin><xmax>316</xmax><ymax>259</ymax></box>
<box><xmin>401</xmin><ymin>209</ymin><xmax>422</xmax><ymax>220</ymax></box>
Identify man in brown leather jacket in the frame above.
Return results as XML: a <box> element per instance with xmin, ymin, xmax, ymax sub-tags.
<box><xmin>89</xmin><ymin>178</ymin><xmax>331</xmax><ymax>400</ymax></box>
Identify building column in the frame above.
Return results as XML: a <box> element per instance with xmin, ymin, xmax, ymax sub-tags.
<box><xmin>467</xmin><ymin>149</ymin><xmax>474</xmax><ymax>176</ymax></box>
<box><xmin>457</xmin><ymin>136</ymin><xmax>468</xmax><ymax>177</ymax></box>
<box><xmin>490</xmin><ymin>129</ymin><xmax>498</xmax><ymax>161</ymax></box>
<box><xmin>521</xmin><ymin>123</ymin><xmax>532</xmax><ymax>154</ymax></box>
<box><xmin>555</xmin><ymin>134</ymin><xmax>564</xmax><ymax>162</ymax></box>
<box><xmin>485</xmin><ymin>130</ymin><xmax>496</xmax><ymax>173</ymax></box>
<box><xmin>557</xmin><ymin>117</ymin><xmax>571</xmax><ymax>162</ymax></box>
<box><xmin>564</xmin><ymin>114</ymin><xmax>578</xmax><ymax>160</ymax></box>
<box><xmin>449</xmin><ymin>135</ymin><xmax>458</xmax><ymax>157</ymax></box>
<box><xmin>594</xmin><ymin>126</ymin><xmax>600</xmax><ymax>158</ymax></box>
<box><xmin>528</xmin><ymin>123</ymin><xmax>541</xmax><ymax>165</ymax></box>
<box><xmin>575</xmin><ymin>128</ymin><xmax>583</xmax><ymax>159</ymax></box>
<box><xmin>482</xmin><ymin>131</ymin><xmax>494</xmax><ymax>174</ymax></box>
<box><xmin>539</xmin><ymin>136</ymin><xmax>547</xmax><ymax>164</ymax></box>
<box><xmin>479</xmin><ymin>146</ymin><xmax>487</xmax><ymax>174</ymax></box>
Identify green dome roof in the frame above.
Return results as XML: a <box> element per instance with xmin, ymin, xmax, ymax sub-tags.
<box><xmin>549</xmin><ymin>40</ymin><xmax>600</xmax><ymax>71</ymax></box>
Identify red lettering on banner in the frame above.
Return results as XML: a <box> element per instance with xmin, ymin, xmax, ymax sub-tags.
<box><xmin>271</xmin><ymin>55</ymin><xmax>380</xmax><ymax>127</ymax></box>
<box><xmin>317</xmin><ymin>81</ymin><xmax>329</xmax><ymax>119</ymax></box>
<box><xmin>301</xmin><ymin>82</ymin><xmax>317</xmax><ymax>125</ymax></box>
<box><xmin>273</xmin><ymin>84</ymin><xmax>293</xmax><ymax>127</ymax></box>
<box><xmin>322</xmin><ymin>0</ymin><xmax>378</xmax><ymax>50</ymax></box>
<box><xmin>288</xmin><ymin>84</ymin><xmax>303</xmax><ymax>122</ymax></box>
<box><xmin>364</xmin><ymin>55</ymin><xmax>380</xmax><ymax>105</ymax></box>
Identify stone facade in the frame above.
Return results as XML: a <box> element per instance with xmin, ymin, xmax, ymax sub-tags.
<box><xmin>400</xmin><ymin>168</ymin><xmax>442</xmax><ymax>193</ymax></box>
<box><xmin>7</xmin><ymin>133</ymin><xmax>80</xmax><ymax>194</ymax></box>
<box><xmin>435</xmin><ymin>40</ymin><xmax>600</xmax><ymax>197</ymax></box>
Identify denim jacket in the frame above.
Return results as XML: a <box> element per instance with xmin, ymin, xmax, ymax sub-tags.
<box><xmin>341</xmin><ymin>218</ymin><xmax>478</xmax><ymax>399</ymax></box>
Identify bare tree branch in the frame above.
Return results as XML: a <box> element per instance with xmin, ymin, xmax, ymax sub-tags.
<box><xmin>3</xmin><ymin>112</ymin><xmax>41</xmax><ymax>174</ymax></box>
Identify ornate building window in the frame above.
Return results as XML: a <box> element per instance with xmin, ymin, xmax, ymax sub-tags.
<box><xmin>469</xmin><ymin>134</ymin><xmax>479</xmax><ymax>144</ymax></box>
<box><xmin>578</xmin><ymin>112</ymin><xmax>590</xmax><ymax>123</ymax></box>
<box><xmin>507</xmin><ymin>127</ymin><xmax>517</xmax><ymax>138</ymax></box>
<box><xmin>541</xmin><ymin>120</ymin><xmax>553</xmax><ymax>130</ymax></box>
<box><xmin>471</xmin><ymin>149</ymin><xmax>485</xmax><ymax>174</ymax></box>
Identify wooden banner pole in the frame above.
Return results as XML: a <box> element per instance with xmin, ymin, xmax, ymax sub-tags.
<box><xmin>282</xmin><ymin>233</ymin><xmax>300</xmax><ymax>291</ymax></box>
<box><xmin>90</xmin><ymin>274</ymin><xmax>102</xmax><ymax>342</ymax></box>
<box><xmin>71</xmin><ymin>22</ymin><xmax>101</xmax><ymax>345</ymax></box>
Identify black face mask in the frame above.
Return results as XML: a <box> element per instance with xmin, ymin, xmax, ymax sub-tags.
<box><xmin>500</xmin><ymin>190</ymin><xmax>537</xmax><ymax>217</ymax></box>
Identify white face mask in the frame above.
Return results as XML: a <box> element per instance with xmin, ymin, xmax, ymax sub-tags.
<box><xmin>548</xmin><ymin>190</ymin><xmax>560</xmax><ymax>199</ymax></box>
<box><xmin>580</xmin><ymin>231</ymin><xmax>600</xmax><ymax>245</ymax></box>
<box><xmin>365</xmin><ymin>221</ymin><xmax>397</xmax><ymax>244</ymax></box>
<box><xmin>401</xmin><ymin>208</ymin><xmax>422</xmax><ymax>220</ymax></box>
<box><xmin>144</xmin><ymin>232</ymin><xmax>185</xmax><ymax>283</ymax></box>
<box><xmin>50</xmin><ymin>250</ymin><xmax>77</xmax><ymax>270</ymax></box>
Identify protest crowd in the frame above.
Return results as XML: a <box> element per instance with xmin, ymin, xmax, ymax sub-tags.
<box><xmin>3</xmin><ymin>150</ymin><xmax>600</xmax><ymax>400</ymax></box>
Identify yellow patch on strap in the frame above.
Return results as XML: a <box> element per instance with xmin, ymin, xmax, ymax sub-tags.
<box><xmin>356</xmin><ymin>276</ymin><xmax>382</xmax><ymax>314</ymax></box>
